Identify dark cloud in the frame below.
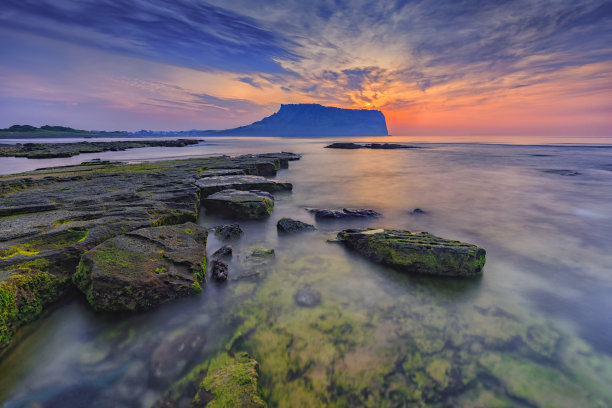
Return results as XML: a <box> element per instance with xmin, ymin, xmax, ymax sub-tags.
<box><xmin>238</xmin><ymin>77</ymin><xmax>262</xmax><ymax>89</ymax></box>
<box><xmin>0</xmin><ymin>0</ymin><xmax>298</xmax><ymax>73</ymax></box>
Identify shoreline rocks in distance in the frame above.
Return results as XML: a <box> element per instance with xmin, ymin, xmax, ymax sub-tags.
<box><xmin>337</xmin><ymin>228</ymin><xmax>485</xmax><ymax>277</ymax></box>
<box><xmin>0</xmin><ymin>139</ymin><xmax>201</xmax><ymax>159</ymax></box>
<box><xmin>325</xmin><ymin>142</ymin><xmax>420</xmax><ymax>150</ymax></box>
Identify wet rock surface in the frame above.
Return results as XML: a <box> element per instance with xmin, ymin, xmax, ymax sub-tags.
<box><xmin>73</xmin><ymin>222</ymin><xmax>208</xmax><ymax>311</ymax></box>
<box><xmin>277</xmin><ymin>217</ymin><xmax>316</xmax><ymax>233</ymax></box>
<box><xmin>325</xmin><ymin>142</ymin><xmax>419</xmax><ymax>149</ymax></box>
<box><xmin>0</xmin><ymin>152</ymin><xmax>299</xmax><ymax>348</ymax></box>
<box><xmin>212</xmin><ymin>244</ymin><xmax>233</xmax><ymax>259</ymax></box>
<box><xmin>307</xmin><ymin>208</ymin><xmax>381</xmax><ymax>219</ymax></box>
<box><xmin>212</xmin><ymin>259</ymin><xmax>229</xmax><ymax>282</ymax></box>
<box><xmin>196</xmin><ymin>174</ymin><xmax>292</xmax><ymax>196</ymax></box>
<box><xmin>204</xmin><ymin>190</ymin><xmax>275</xmax><ymax>219</ymax></box>
<box><xmin>0</xmin><ymin>139</ymin><xmax>200</xmax><ymax>159</ymax></box>
<box><xmin>337</xmin><ymin>228</ymin><xmax>486</xmax><ymax>277</ymax></box>
<box><xmin>214</xmin><ymin>224</ymin><xmax>244</xmax><ymax>241</ymax></box>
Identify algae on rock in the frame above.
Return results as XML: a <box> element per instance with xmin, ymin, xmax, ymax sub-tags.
<box><xmin>337</xmin><ymin>228</ymin><xmax>486</xmax><ymax>277</ymax></box>
<box><xmin>73</xmin><ymin>222</ymin><xmax>208</xmax><ymax>311</ymax></box>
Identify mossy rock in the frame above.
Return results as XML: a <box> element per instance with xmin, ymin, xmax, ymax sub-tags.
<box><xmin>204</xmin><ymin>190</ymin><xmax>275</xmax><ymax>220</ymax></box>
<box><xmin>73</xmin><ymin>222</ymin><xmax>207</xmax><ymax>311</ymax></box>
<box><xmin>154</xmin><ymin>351</ymin><xmax>265</xmax><ymax>408</ymax></box>
<box><xmin>0</xmin><ymin>270</ymin><xmax>70</xmax><ymax>350</ymax></box>
<box><xmin>337</xmin><ymin>228</ymin><xmax>485</xmax><ymax>277</ymax></box>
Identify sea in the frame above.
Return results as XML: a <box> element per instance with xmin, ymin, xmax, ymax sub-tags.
<box><xmin>1</xmin><ymin>136</ymin><xmax>612</xmax><ymax>407</ymax></box>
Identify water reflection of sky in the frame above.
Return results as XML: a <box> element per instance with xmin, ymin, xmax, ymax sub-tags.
<box><xmin>2</xmin><ymin>137</ymin><xmax>612</xmax><ymax>405</ymax></box>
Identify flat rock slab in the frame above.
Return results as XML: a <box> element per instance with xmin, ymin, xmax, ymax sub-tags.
<box><xmin>195</xmin><ymin>175</ymin><xmax>292</xmax><ymax>196</ymax></box>
<box><xmin>203</xmin><ymin>190</ymin><xmax>274</xmax><ymax>219</ymax></box>
<box><xmin>308</xmin><ymin>208</ymin><xmax>381</xmax><ymax>219</ymax></box>
<box><xmin>74</xmin><ymin>222</ymin><xmax>207</xmax><ymax>311</ymax></box>
<box><xmin>337</xmin><ymin>228</ymin><xmax>486</xmax><ymax>277</ymax></box>
<box><xmin>198</xmin><ymin>169</ymin><xmax>245</xmax><ymax>178</ymax></box>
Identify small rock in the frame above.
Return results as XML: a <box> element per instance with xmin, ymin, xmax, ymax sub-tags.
<box><xmin>277</xmin><ymin>217</ymin><xmax>316</xmax><ymax>233</ymax></box>
<box><xmin>294</xmin><ymin>288</ymin><xmax>322</xmax><ymax>307</ymax></box>
<box><xmin>212</xmin><ymin>244</ymin><xmax>233</xmax><ymax>258</ymax></box>
<box><xmin>214</xmin><ymin>224</ymin><xmax>243</xmax><ymax>241</ymax></box>
<box><xmin>248</xmin><ymin>248</ymin><xmax>275</xmax><ymax>259</ymax></box>
<box><xmin>411</xmin><ymin>208</ymin><xmax>427</xmax><ymax>215</ymax></box>
<box><xmin>212</xmin><ymin>259</ymin><xmax>229</xmax><ymax>282</ymax></box>
<box><xmin>307</xmin><ymin>208</ymin><xmax>381</xmax><ymax>219</ymax></box>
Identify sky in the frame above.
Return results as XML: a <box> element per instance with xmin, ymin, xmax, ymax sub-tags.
<box><xmin>0</xmin><ymin>0</ymin><xmax>611</xmax><ymax>136</ymax></box>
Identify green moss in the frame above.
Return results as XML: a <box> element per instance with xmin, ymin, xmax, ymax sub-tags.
<box><xmin>192</xmin><ymin>281</ymin><xmax>202</xmax><ymax>292</ymax></box>
<box><xmin>0</xmin><ymin>272</ymin><xmax>68</xmax><ymax>349</ymax></box>
<box><xmin>199</xmin><ymin>351</ymin><xmax>266</xmax><ymax>408</ymax></box>
<box><xmin>151</xmin><ymin>210</ymin><xmax>197</xmax><ymax>227</ymax></box>
<box><xmin>0</xmin><ymin>228</ymin><xmax>89</xmax><ymax>260</ymax></box>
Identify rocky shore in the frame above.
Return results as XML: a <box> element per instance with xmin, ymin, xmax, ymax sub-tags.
<box><xmin>0</xmin><ymin>139</ymin><xmax>200</xmax><ymax>159</ymax></box>
<box><xmin>0</xmin><ymin>152</ymin><xmax>299</xmax><ymax>352</ymax></box>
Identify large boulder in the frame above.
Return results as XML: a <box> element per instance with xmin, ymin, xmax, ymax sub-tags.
<box><xmin>195</xmin><ymin>175</ymin><xmax>292</xmax><ymax>196</ymax></box>
<box><xmin>203</xmin><ymin>190</ymin><xmax>274</xmax><ymax>219</ymax></box>
<box><xmin>73</xmin><ymin>222</ymin><xmax>207</xmax><ymax>311</ymax></box>
<box><xmin>337</xmin><ymin>228</ymin><xmax>485</xmax><ymax>277</ymax></box>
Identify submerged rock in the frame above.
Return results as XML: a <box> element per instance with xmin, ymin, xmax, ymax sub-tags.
<box><xmin>73</xmin><ymin>222</ymin><xmax>207</xmax><ymax>311</ymax></box>
<box><xmin>150</xmin><ymin>328</ymin><xmax>206</xmax><ymax>386</ymax></box>
<box><xmin>204</xmin><ymin>190</ymin><xmax>274</xmax><ymax>219</ymax></box>
<box><xmin>195</xmin><ymin>174</ymin><xmax>292</xmax><ymax>196</ymax></box>
<box><xmin>294</xmin><ymin>288</ymin><xmax>322</xmax><ymax>307</ymax></box>
<box><xmin>212</xmin><ymin>244</ymin><xmax>233</xmax><ymax>259</ymax></box>
<box><xmin>214</xmin><ymin>224</ymin><xmax>244</xmax><ymax>241</ymax></box>
<box><xmin>154</xmin><ymin>351</ymin><xmax>265</xmax><ymax>408</ymax></box>
<box><xmin>337</xmin><ymin>228</ymin><xmax>485</xmax><ymax>277</ymax></box>
<box><xmin>307</xmin><ymin>208</ymin><xmax>381</xmax><ymax>219</ymax></box>
<box><xmin>277</xmin><ymin>217</ymin><xmax>316</xmax><ymax>233</ymax></box>
<box><xmin>249</xmin><ymin>247</ymin><xmax>275</xmax><ymax>259</ymax></box>
<box><xmin>410</xmin><ymin>208</ymin><xmax>427</xmax><ymax>215</ymax></box>
<box><xmin>212</xmin><ymin>259</ymin><xmax>229</xmax><ymax>282</ymax></box>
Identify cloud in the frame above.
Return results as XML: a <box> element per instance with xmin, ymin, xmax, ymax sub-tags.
<box><xmin>0</xmin><ymin>0</ymin><xmax>299</xmax><ymax>73</ymax></box>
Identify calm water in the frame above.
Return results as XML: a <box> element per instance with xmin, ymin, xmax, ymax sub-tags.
<box><xmin>2</xmin><ymin>137</ymin><xmax>612</xmax><ymax>407</ymax></box>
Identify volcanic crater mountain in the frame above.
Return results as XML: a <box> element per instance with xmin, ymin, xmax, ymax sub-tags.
<box><xmin>206</xmin><ymin>104</ymin><xmax>389</xmax><ymax>137</ymax></box>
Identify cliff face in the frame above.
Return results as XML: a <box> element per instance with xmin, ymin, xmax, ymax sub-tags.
<box><xmin>213</xmin><ymin>104</ymin><xmax>389</xmax><ymax>136</ymax></box>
